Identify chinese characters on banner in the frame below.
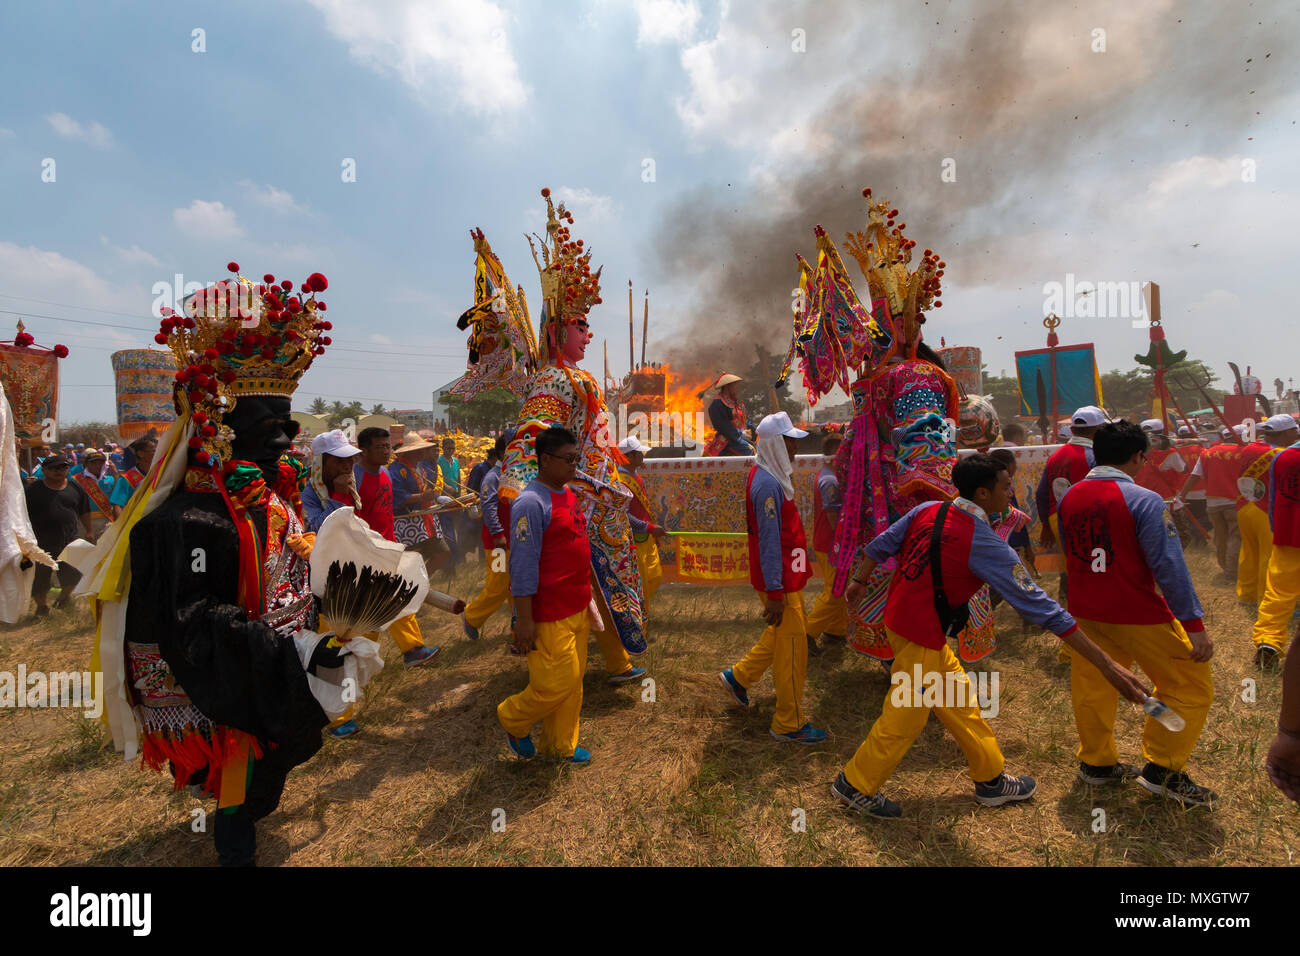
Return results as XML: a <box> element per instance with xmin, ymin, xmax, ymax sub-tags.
<box><xmin>674</xmin><ymin>532</ymin><xmax>749</xmax><ymax>583</ymax></box>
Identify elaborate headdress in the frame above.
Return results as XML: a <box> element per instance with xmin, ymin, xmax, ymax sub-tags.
<box><xmin>527</xmin><ymin>187</ymin><xmax>602</xmax><ymax>366</ymax></box>
<box><xmin>152</xmin><ymin>261</ymin><xmax>332</xmax><ymax>467</ymax></box>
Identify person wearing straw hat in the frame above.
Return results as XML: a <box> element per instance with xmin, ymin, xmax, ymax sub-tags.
<box><xmin>703</xmin><ymin>373</ymin><xmax>754</xmax><ymax>457</ymax></box>
<box><xmin>390</xmin><ymin>435</ymin><xmax>449</xmax><ymax>578</ymax></box>
<box><xmin>1057</xmin><ymin>421</ymin><xmax>1215</xmax><ymax>808</ymax></box>
<box><xmin>616</xmin><ymin>435</ymin><xmax>669</xmax><ymax>609</ymax></box>
<box><xmin>718</xmin><ymin>412</ymin><xmax>827</xmax><ymax>744</ymax></box>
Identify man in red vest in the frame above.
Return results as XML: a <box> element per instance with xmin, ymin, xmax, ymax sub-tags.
<box><xmin>1058</xmin><ymin>420</ymin><xmax>1216</xmax><ymax>808</ymax></box>
<box><xmin>1035</xmin><ymin>406</ymin><xmax>1107</xmax><ymax>609</ymax></box>
<box><xmin>1252</xmin><ymin>420</ymin><xmax>1300</xmax><ymax>669</ymax></box>
<box><xmin>831</xmin><ymin>453</ymin><xmax>1147</xmax><ymax>818</ymax></box>
<box><xmin>499</xmin><ymin>426</ymin><xmax>596</xmax><ymax>764</ymax></box>
<box><xmin>1236</xmin><ymin>416</ymin><xmax>1299</xmax><ymax>606</ymax></box>
<box><xmin>718</xmin><ymin>412</ymin><xmax>827</xmax><ymax>744</ymax></box>
<box><xmin>1179</xmin><ymin>424</ymin><xmax>1246</xmax><ymax>577</ymax></box>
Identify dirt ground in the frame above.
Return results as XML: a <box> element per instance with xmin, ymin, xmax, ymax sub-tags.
<box><xmin>0</xmin><ymin>548</ymin><xmax>1295</xmax><ymax>866</ymax></box>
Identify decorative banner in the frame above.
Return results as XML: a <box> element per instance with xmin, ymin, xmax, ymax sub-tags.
<box><xmin>937</xmin><ymin>345</ymin><xmax>982</xmax><ymax>395</ymax></box>
<box><xmin>639</xmin><ymin>445</ymin><xmax>1063</xmax><ymax>581</ymax></box>
<box><xmin>0</xmin><ymin>348</ymin><xmax>57</xmax><ymax>446</ymax></box>
<box><xmin>674</xmin><ymin>532</ymin><xmax>749</xmax><ymax>583</ymax></box>
<box><xmin>111</xmin><ymin>349</ymin><xmax>177</xmax><ymax>442</ymax></box>
<box><xmin>1014</xmin><ymin>344</ymin><xmax>1102</xmax><ymax>417</ymax></box>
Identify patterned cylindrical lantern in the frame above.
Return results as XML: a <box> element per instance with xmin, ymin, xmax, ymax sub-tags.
<box><xmin>111</xmin><ymin>349</ymin><xmax>177</xmax><ymax>441</ymax></box>
<box><xmin>937</xmin><ymin>346</ymin><xmax>982</xmax><ymax>396</ymax></box>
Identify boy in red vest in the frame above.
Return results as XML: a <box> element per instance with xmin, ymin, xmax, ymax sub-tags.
<box><xmin>718</xmin><ymin>412</ymin><xmax>827</xmax><ymax>744</ymax></box>
<box><xmin>831</xmin><ymin>454</ymin><xmax>1147</xmax><ymax>818</ymax></box>
<box><xmin>498</xmin><ymin>426</ymin><xmax>596</xmax><ymax>764</ymax></box>
<box><xmin>1179</xmin><ymin>424</ymin><xmax>1246</xmax><ymax>577</ymax></box>
<box><xmin>1252</xmin><ymin>421</ymin><xmax>1300</xmax><ymax>669</ymax></box>
<box><xmin>805</xmin><ymin>433</ymin><xmax>847</xmax><ymax>656</ymax></box>
<box><xmin>1236</xmin><ymin>415</ymin><xmax>1300</xmax><ymax>607</ymax></box>
<box><xmin>1058</xmin><ymin>420</ymin><xmax>1216</xmax><ymax>806</ymax></box>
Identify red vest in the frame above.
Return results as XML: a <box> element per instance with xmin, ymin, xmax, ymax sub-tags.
<box><xmin>1042</xmin><ymin>443</ymin><xmax>1091</xmax><ymax>519</ymax></box>
<box><xmin>882</xmin><ymin>505</ymin><xmax>982</xmax><ymax>649</ymax></box>
<box><xmin>813</xmin><ymin>472</ymin><xmax>836</xmax><ymax>554</ymax></box>
<box><xmin>745</xmin><ymin>467</ymin><xmax>811</xmax><ymax>597</ymax></box>
<box><xmin>532</xmin><ymin>488</ymin><xmax>592</xmax><ymax>623</ymax></box>
<box><xmin>479</xmin><ymin>498</ymin><xmax>512</xmax><ymax>550</ymax></box>
<box><xmin>1234</xmin><ymin>441</ymin><xmax>1274</xmax><ymax>513</ymax></box>
<box><xmin>1057</xmin><ymin>480</ymin><xmax>1174</xmax><ymax>626</ymax></box>
<box><xmin>1271</xmin><ymin>448</ymin><xmax>1300</xmax><ymax>548</ymax></box>
<box><xmin>1135</xmin><ymin>448</ymin><xmax>1184</xmax><ymax>500</ymax></box>
<box><xmin>357</xmin><ymin>467</ymin><xmax>395</xmax><ymax>541</ymax></box>
<box><xmin>1201</xmin><ymin>442</ymin><xmax>1243</xmax><ymax>500</ymax></box>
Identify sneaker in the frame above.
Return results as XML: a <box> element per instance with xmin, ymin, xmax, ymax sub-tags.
<box><xmin>1078</xmin><ymin>761</ymin><xmax>1141</xmax><ymax>786</ymax></box>
<box><xmin>505</xmin><ymin>731</ymin><xmax>535</xmax><ymax>760</ymax></box>
<box><xmin>461</xmin><ymin>613</ymin><xmax>480</xmax><ymax>641</ymax></box>
<box><xmin>566</xmin><ymin>746</ymin><xmax>592</xmax><ymax>766</ymax></box>
<box><xmin>830</xmin><ymin>771</ymin><xmax>901</xmax><ymax>819</ymax></box>
<box><xmin>328</xmin><ymin>719</ymin><xmax>360</xmax><ymax>739</ymax></box>
<box><xmin>1137</xmin><ymin>762</ymin><xmax>1217</xmax><ymax>809</ymax></box>
<box><xmin>806</xmin><ymin>634</ymin><xmax>822</xmax><ymax>657</ymax></box>
<box><xmin>717</xmin><ymin>668</ymin><xmax>750</xmax><ymax>708</ymax></box>
<box><xmin>974</xmin><ymin>771</ymin><xmax>1037</xmax><ymax>806</ymax></box>
<box><xmin>607</xmin><ymin>665</ymin><xmax>647</xmax><ymax>686</ymax></box>
<box><xmin>1255</xmin><ymin>645</ymin><xmax>1281</xmax><ymax>672</ymax></box>
<box><xmin>403</xmin><ymin>645</ymin><xmax>441</xmax><ymax>667</ymax></box>
<box><xmin>771</xmin><ymin>723</ymin><xmax>828</xmax><ymax>744</ymax></box>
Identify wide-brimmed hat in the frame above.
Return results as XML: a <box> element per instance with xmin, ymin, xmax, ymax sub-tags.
<box><xmin>713</xmin><ymin>372</ymin><xmax>743</xmax><ymax>389</ymax></box>
<box><xmin>394</xmin><ymin>437</ymin><xmax>436</xmax><ymax>454</ymax></box>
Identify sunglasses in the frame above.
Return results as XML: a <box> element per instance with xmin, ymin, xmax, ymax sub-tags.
<box><xmin>542</xmin><ymin>451</ymin><xmax>580</xmax><ymax>465</ymax></box>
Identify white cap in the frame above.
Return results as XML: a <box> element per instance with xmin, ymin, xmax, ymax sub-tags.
<box><xmin>1176</xmin><ymin>424</ymin><xmax>1195</xmax><ymax>438</ymax></box>
<box><xmin>756</xmin><ymin>411</ymin><xmax>809</xmax><ymax>440</ymax></box>
<box><xmin>617</xmin><ymin>435</ymin><xmax>651</xmax><ymax>455</ymax></box>
<box><xmin>1071</xmin><ymin>405</ymin><xmax>1110</xmax><ymax>427</ymax></box>
<box><xmin>311</xmin><ymin>429</ymin><xmax>362</xmax><ymax>458</ymax></box>
<box><xmin>1220</xmin><ymin>424</ymin><xmax>1247</xmax><ymax>439</ymax></box>
<box><xmin>1140</xmin><ymin>418</ymin><xmax>1164</xmax><ymax>434</ymax></box>
<box><xmin>1261</xmin><ymin>414</ymin><xmax>1299</xmax><ymax>433</ymax></box>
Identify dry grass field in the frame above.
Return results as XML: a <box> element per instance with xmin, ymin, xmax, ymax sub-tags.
<box><xmin>0</xmin><ymin>548</ymin><xmax>1295</xmax><ymax>866</ymax></box>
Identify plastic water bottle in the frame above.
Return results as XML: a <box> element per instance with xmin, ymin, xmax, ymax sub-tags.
<box><xmin>1143</xmin><ymin>695</ymin><xmax>1186</xmax><ymax>732</ymax></box>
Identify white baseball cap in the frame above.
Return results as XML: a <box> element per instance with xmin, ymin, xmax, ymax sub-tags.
<box><xmin>1219</xmin><ymin>424</ymin><xmax>1247</xmax><ymax>439</ymax></box>
<box><xmin>1072</xmin><ymin>406</ymin><xmax>1111</xmax><ymax>427</ymax></box>
<box><xmin>617</xmin><ymin>435</ymin><xmax>651</xmax><ymax>455</ymax></box>
<box><xmin>311</xmin><ymin>429</ymin><xmax>362</xmax><ymax>458</ymax></box>
<box><xmin>1176</xmin><ymin>424</ymin><xmax>1195</xmax><ymax>438</ymax></box>
<box><xmin>1260</xmin><ymin>414</ymin><xmax>1299</xmax><ymax>433</ymax></box>
<box><xmin>1140</xmin><ymin>418</ymin><xmax>1165</xmax><ymax>434</ymax></box>
<box><xmin>756</xmin><ymin>411</ymin><xmax>809</xmax><ymax>440</ymax></box>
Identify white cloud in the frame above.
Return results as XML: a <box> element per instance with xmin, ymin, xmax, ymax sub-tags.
<box><xmin>173</xmin><ymin>200</ymin><xmax>243</xmax><ymax>240</ymax></box>
<box><xmin>99</xmin><ymin>236</ymin><xmax>161</xmax><ymax>267</ymax></box>
<box><xmin>0</xmin><ymin>242</ymin><xmax>120</xmax><ymax>304</ymax></box>
<box><xmin>238</xmin><ymin>180</ymin><xmax>307</xmax><ymax>214</ymax></box>
<box><xmin>304</xmin><ymin>0</ymin><xmax>528</xmax><ymax>115</ymax></box>
<box><xmin>551</xmin><ymin>187</ymin><xmax>618</xmax><ymax>225</ymax></box>
<box><xmin>1147</xmin><ymin>155</ymin><xmax>1246</xmax><ymax>198</ymax></box>
<box><xmin>0</xmin><ymin>128</ymin><xmax>14</xmax><ymax>138</ymax></box>
<box><xmin>46</xmin><ymin>112</ymin><xmax>112</xmax><ymax>148</ymax></box>
<box><xmin>369</xmin><ymin>333</ymin><xmax>393</xmax><ymax>345</ymax></box>
<box><xmin>635</xmin><ymin>0</ymin><xmax>700</xmax><ymax>45</ymax></box>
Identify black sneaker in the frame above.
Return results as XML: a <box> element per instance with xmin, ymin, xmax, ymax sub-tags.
<box><xmin>806</xmin><ymin>634</ymin><xmax>822</xmax><ymax>657</ymax></box>
<box><xmin>830</xmin><ymin>772</ymin><xmax>901</xmax><ymax>819</ymax></box>
<box><xmin>1137</xmin><ymin>762</ymin><xmax>1217</xmax><ymax>809</ymax></box>
<box><xmin>974</xmin><ymin>771</ymin><xmax>1037</xmax><ymax>806</ymax></box>
<box><xmin>1255</xmin><ymin>645</ymin><xmax>1281</xmax><ymax>672</ymax></box>
<box><xmin>1078</xmin><ymin>761</ymin><xmax>1141</xmax><ymax>786</ymax></box>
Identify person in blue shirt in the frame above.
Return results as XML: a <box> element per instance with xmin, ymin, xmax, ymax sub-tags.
<box><xmin>437</xmin><ymin>437</ymin><xmax>465</xmax><ymax>565</ymax></box>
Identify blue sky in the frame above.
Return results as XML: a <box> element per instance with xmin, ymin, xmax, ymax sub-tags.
<box><xmin>2</xmin><ymin>0</ymin><xmax>1298</xmax><ymax>424</ymax></box>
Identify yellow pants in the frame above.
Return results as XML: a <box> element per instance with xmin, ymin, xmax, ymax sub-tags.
<box><xmin>804</xmin><ymin>552</ymin><xmax>848</xmax><ymax>638</ymax></box>
<box><xmin>1237</xmin><ymin>506</ymin><xmax>1273</xmax><ymax>605</ymax></box>
<box><xmin>322</xmin><ymin>612</ymin><xmax>425</xmax><ymax>729</ymax></box>
<box><xmin>843</xmin><ymin>629</ymin><xmax>1003</xmax><ymax>795</ymax></box>
<box><xmin>1253</xmin><ymin>543</ymin><xmax>1300</xmax><ymax>655</ymax></box>
<box><xmin>464</xmin><ymin>560</ymin><xmax>510</xmax><ymax>629</ymax></box>
<box><xmin>731</xmin><ymin>591</ymin><xmax>809</xmax><ymax>734</ymax></box>
<box><xmin>634</xmin><ymin>536</ymin><xmax>662</xmax><ymax>606</ymax></box>
<box><xmin>1071</xmin><ymin>617</ymin><xmax>1213</xmax><ymax>771</ymax></box>
<box><xmin>497</xmin><ymin>609</ymin><xmax>590</xmax><ymax>757</ymax></box>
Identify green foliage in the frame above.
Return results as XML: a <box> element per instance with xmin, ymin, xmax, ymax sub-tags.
<box><xmin>326</xmin><ymin>400</ymin><xmax>366</xmax><ymax>428</ymax></box>
<box><xmin>438</xmin><ymin>388</ymin><xmax>522</xmax><ymax>434</ymax></box>
<box><xmin>308</xmin><ymin>397</ymin><xmax>328</xmax><ymax>414</ymax></box>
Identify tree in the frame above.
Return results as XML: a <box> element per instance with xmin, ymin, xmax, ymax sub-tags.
<box><xmin>738</xmin><ymin>347</ymin><xmax>804</xmax><ymax>421</ymax></box>
<box><xmin>326</xmin><ymin>400</ymin><xmax>365</xmax><ymax>429</ymax></box>
<box><xmin>370</xmin><ymin>403</ymin><xmax>388</xmax><ymax>415</ymax></box>
<box><xmin>438</xmin><ymin>388</ymin><xmax>522</xmax><ymax>434</ymax></box>
<box><xmin>308</xmin><ymin>397</ymin><xmax>327</xmax><ymax>414</ymax></box>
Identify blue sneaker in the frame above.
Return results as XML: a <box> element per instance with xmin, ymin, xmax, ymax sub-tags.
<box><xmin>403</xmin><ymin>645</ymin><xmax>441</xmax><ymax>667</ymax></box>
<box><xmin>607</xmin><ymin>665</ymin><xmax>646</xmax><ymax>686</ymax></box>
<box><xmin>461</xmin><ymin>613</ymin><xmax>480</xmax><ymax>641</ymax></box>
<box><xmin>506</xmin><ymin>732</ymin><xmax>536</xmax><ymax>759</ymax></box>
<box><xmin>974</xmin><ymin>771</ymin><xmax>1037</xmax><ymax>807</ymax></box>
<box><xmin>718</xmin><ymin>668</ymin><xmax>750</xmax><ymax>708</ymax></box>
<box><xmin>771</xmin><ymin>723</ymin><xmax>828</xmax><ymax>744</ymax></box>
<box><xmin>328</xmin><ymin>719</ymin><xmax>360</xmax><ymax>739</ymax></box>
<box><xmin>566</xmin><ymin>746</ymin><xmax>592</xmax><ymax>766</ymax></box>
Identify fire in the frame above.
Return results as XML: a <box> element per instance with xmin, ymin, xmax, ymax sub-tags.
<box><xmin>662</xmin><ymin>363</ymin><xmax>714</xmax><ymax>445</ymax></box>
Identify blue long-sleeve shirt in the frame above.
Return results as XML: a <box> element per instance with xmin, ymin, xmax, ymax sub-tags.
<box><xmin>749</xmin><ymin>466</ymin><xmax>787</xmax><ymax>593</ymax></box>
<box><xmin>389</xmin><ymin>459</ymin><xmax>426</xmax><ymax>515</ymax></box>
<box><xmin>480</xmin><ymin>464</ymin><xmax>504</xmax><ymax>537</ymax></box>
<box><xmin>709</xmin><ymin>397</ymin><xmax>753</xmax><ymax>455</ymax></box>
<box><xmin>301</xmin><ymin>482</ymin><xmax>349</xmax><ymax>533</ymax></box>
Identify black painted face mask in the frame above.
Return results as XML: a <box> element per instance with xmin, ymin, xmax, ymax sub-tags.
<box><xmin>225</xmin><ymin>396</ymin><xmax>298</xmax><ymax>480</ymax></box>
